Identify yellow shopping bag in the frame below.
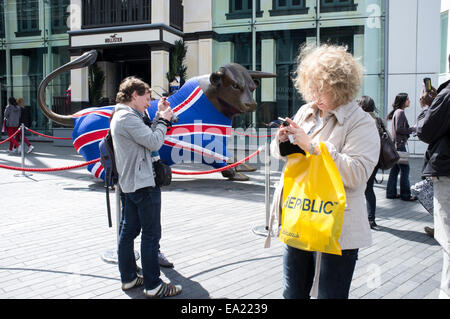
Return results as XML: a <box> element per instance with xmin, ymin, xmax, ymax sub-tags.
<box><xmin>279</xmin><ymin>142</ymin><xmax>346</xmax><ymax>255</ymax></box>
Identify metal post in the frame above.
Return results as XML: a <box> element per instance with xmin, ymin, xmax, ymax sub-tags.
<box><xmin>252</xmin><ymin>140</ymin><xmax>271</xmax><ymax>237</ymax></box>
<box><xmin>21</xmin><ymin>123</ymin><xmax>25</xmax><ymax>174</ymax></box>
<box><xmin>384</xmin><ymin>0</ymin><xmax>389</xmax><ymax>117</ymax></box>
<box><xmin>14</xmin><ymin>124</ymin><xmax>32</xmax><ymax>178</ymax></box>
<box><xmin>251</xmin><ymin>0</ymin><xmax>256</xmax><ymax>126</ymax></box>
<box><xmin>316</xmin><ymin>0</ymin><xmax>321</xmax><ymax>46</ymax></box>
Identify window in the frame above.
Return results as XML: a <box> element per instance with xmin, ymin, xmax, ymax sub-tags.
<box><xmin>51</xmin><ymin>0</ymin><xmax>70</xmax><ymax>34</ymax></box>
<box><xmin>320</xmin><ymin>0</ymin><xmax>357</xmax><ymax>13</ymax></box>
<box><xmin>441</xmin><ymin>11</ymin><xmax>449</xmax><ymax>74</ymax></box>
<box><xmin>82</xmin><ymin>0</ymin><xmax>151</xmax><ymax>29</ymax></box>
<box><xmin>226</xmin><ymin>0</ymin><xmax>263</xmax><ymax>20</ymax></box>
<box><xmin>0</xmin><ymin>0</ymin><xmax>5</xmax><ymax>38</ymax></box>
<box><xmin>269</xmin><ymin>0</ymin><xmax>309</xmax><ymax>16</ymax></box>
<box><xmin>16</xmin><ymin>0</ymin><xmax>41</xmax><ymax>36</ymax></box>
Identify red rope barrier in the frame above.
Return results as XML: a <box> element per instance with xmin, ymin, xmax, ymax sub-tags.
<box><xmin>231</xmin><ymin>129</ymin><xmax>274</xmax><ymax>138</ymax></box>
<box><xmin>0</xmin><ymin>158</ymin><xmax>100</xmax><ymax>172</ymax></box>
<box><xmin>25</xmin><ymin>127</ymin><xmax>72</xmax><ymax>140</ymax></box>
<box><xmin>171</xmin><ymin>146</ymin><xmax>264</xmax><ymax>175</ymax></box>
<box><xmin>0</xmin><ymin>128</ymin><xmax>22</xmax><ymax>145</ymax></box>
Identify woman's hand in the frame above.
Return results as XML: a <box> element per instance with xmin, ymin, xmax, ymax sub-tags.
<box><xmin>285</xmin><ymin>118</ymin><xmax>312</xmax><ymax>151</ymax></box>
<box><xmin>277</xmin><ymin>125</ymin><xmax>290</xmax><ymax>143</ymax></box>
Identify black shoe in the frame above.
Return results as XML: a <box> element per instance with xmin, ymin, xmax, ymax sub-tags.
<box><xmin>369</xmin><ymin>220</ymin><xmax>380</xmax><ymax>230</ymax></box>
<box><xmin>401</xmin><ymin>195</ymin><xmax>418</xmax><ymax>202</ymax></box>
<box><xmin>424</xmin><ymin>226</ymin><xmax>434</xmax><ymax>238</ymax></box>
<box><xmin>158</xmin><ymin>252</ymin><xmax>174</xmax><ymax>268</ymax></box>
<box><xmin>386</xmin><ymin>195</ymin><xmax>400</xmax><ymax>199</ymax></box>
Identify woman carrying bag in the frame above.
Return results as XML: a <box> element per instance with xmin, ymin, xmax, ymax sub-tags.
<box><xmin>386</xmin><ymin>93</ymin><xmax>417</xmax><ymax>201</ymax></box>
<box><xmin>266</xmin><ymin>44</ymin><xmax>380</xmax><ymax>299</ymax></box>
<box><xmin>3</xmin><ymin>97</ymin><xmax>21</xmax><ymax>154</ymax></box>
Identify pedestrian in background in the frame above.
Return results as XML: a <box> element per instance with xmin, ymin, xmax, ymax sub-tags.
<box><xmin>3</xmin><ymin>97</ymin><xmax>21</xmax><ymax>154</ymax></box>
<box><xmin>417</xmin><ymin>59</ymin><xmax>450</xmax><ymax>298</ymax></box>
<box><xmin>357</xmin><ymin>95</ymin><xmax>380</xmax><ymax>230</ymax></box>
<box><xmin>386</xmin><ymin>93</ymin><xmax>417</xmax><ymax>201</ymax></box>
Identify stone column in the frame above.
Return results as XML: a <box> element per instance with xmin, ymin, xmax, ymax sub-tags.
<box><xmin>151</xmin><ymin>49</ymin><xmax>170</xmax><ymax>98</ymax></box>
<box><xmin>12</xmin><ymin>55</ymin><xmax>30</xmax><ymax>103</ymax></box>
<box><xmin>70</xmin><ymin>55</ymin><xmax>90</xmax><ymax>112</ymax></box>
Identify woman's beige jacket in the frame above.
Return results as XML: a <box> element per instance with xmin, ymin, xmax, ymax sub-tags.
<box><xmin>265</xmin><ymin>101</ymin><xmax>380</xmax><ymax>250</ymax></box>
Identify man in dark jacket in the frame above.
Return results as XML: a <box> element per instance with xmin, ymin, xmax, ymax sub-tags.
<box><xmin>417</xmin><ymin>56</ymin><xmax>450</xmax><ymax>299</ymax></box>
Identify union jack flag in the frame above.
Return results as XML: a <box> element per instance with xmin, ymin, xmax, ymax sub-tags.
<box><xmin>72</xmin><ymin>77</ymin><xmax>232</xmax><ymax>180</ymax></box>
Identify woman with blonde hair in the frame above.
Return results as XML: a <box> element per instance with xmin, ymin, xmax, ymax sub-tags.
<box><xmin>268</xmin><ymin>44</ymin><xmax>380</xmax><ymax>299</ymax></box>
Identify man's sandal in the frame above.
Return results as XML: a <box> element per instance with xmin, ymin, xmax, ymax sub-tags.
<box><xmin>121</xmin><ymin>275</ymin><xmax>144</xmax><ymax>291</ymax></box>
<box><xmin>144</xmin><ymin>281</ymin><xmax>182</xmax><ymax>298</ymax></box>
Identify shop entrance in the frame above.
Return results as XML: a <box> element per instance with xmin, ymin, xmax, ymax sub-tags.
<box><xmin>100</xmin><ymin>45</ymin><xmax>152</xmax><ymax>102</ymax></box>
<box><xmin>118</xmin><ymin>59</ymin><xmax>151</xmax><ymax>85</ymax></box>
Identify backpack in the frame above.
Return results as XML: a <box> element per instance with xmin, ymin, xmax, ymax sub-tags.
<box><xmin>98</xmin><ymin>113</ymin><xmax>172</xmax><ymax>227</ymax></box>
<box><xmin>375</xmin><ymin>117</ymin><xmax>400</xmax><ymax>170</ymax></box>
<box><xmin>99</xmin><ymin>130</ymin><xmax>118</xmax><ymax>228</ymax></box>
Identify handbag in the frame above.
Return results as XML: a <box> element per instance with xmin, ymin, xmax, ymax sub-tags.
<box><xmin>375</xmin><ymin>117</ymin><xmax>400</xmax><ymax>170</ymax></box>
<box><xmin>410</xmin><ymin>178</ymin><xmax>433</xmax><ymax>215</ymax></box>
<box><xmin>1</xmin><ymin>118</ymin><xmax>6</xmax><ymax>133</ymax></box>
<box><xmin>280</xmin><ymin>142</ymin><xmax>346</xmax><ymax>255</ymax></box>
<box><xmin>153</xmin><ymin>159</ymin><xmax>172</xmax><ymax>186</ymax></box>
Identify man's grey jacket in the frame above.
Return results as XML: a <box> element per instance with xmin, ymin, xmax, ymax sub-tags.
<box><xmin>110</xmin><ymin>103</ymin><xmax>168</xmax><ymax>193</ymax></box>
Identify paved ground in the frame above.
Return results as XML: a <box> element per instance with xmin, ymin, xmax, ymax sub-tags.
<box><xmin>0</xmin><ymin>140</ymin><xmax>443</xmax><ymax>299</ymax></box>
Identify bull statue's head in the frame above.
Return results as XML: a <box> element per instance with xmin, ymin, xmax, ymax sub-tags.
<box><xmin>199</xmin><ymin>63</ymin><xmax>276</xmax><ymax>119</ymax></box>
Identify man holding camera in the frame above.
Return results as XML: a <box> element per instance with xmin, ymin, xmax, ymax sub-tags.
<box><xmin>417</xmin><ymin>57</ymin><xmax>450</xmax><ymax>299</ymax></box>
<box><xmin>111</xmin><ymin>76</ymin><xmax>182</xmax><ymax>298</ymax></box>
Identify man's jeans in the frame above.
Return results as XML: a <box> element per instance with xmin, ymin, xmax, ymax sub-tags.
<box><xmin>118</xmin><ymin>186</ymin><xmax>162</xmax><ymax>290</ymax></box>
<box><xmin>283</xmin><ymin>245</ymin><xmax>358</xmax><ymax>299</ymax></box>
<box><xmin>386</xmin><ymin>146</ymin><xmax>411</xmax><ymax>200</ymax></box>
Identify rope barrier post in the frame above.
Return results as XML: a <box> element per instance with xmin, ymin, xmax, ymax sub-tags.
<box><xmin>14</xmin><ymin>124</ymin><xmax>32</xmax><ymax>178</ymax></box>
<box><xmin>253</xmin><ymin>139</ymin><xmax>271</xmax><ymax>237</ymax></box>
<box><xmin>101</xmin><ymin>185</ymin><xmax>140</xmax><ymax>264</ymax></box>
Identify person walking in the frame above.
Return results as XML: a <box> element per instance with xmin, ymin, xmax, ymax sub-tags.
<box><xmin>111</xmin><ymin>76</ymin><xmax>181</xmax><ymax>298</ymax></box>
<box><xmin>268</xmin><ymin>44</ymin><xmax>380</xmax><ymax>299</ymax></box>
<box><xmin>357</xmin><ymin>96</ymin><xmax>380</xmax><ymax>230</ymax></box>
<box><xmin>16</xmin><ymin>98</ymin><xmax>34</xmax><ymax>153</ymax></box>
<box><xmin>3</xmin><ymin>97</ymin><xmax>21</xmax><ymax>154</ymax></box>
<box><xmin>386</xmin><ymin>93</ymin><xmax>417</xmax><ymax>201</ymax></box>
<box><xmin>417</xmin><ymin>63</ymin><xmax>450</xmax><ymax>299</ymax></box>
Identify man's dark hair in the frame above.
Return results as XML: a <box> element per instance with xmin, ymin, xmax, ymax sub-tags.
<box><xmin>357</xmin><ymin>95</ymin><xmax>375</xmax><ymax>113</ymax></box>
<box><xmin>115</xmin><ymin>76</ymin><xmax>151</xmax><ymax>104</ymax></box>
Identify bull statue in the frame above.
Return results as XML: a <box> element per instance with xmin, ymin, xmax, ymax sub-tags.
<box><xmin>37</xmin><ymin>50</ymin><xmax>276</xmax><ymax>181</ymax></box>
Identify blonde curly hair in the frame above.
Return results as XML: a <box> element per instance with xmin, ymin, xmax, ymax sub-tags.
<box><xmin>293</xmin><ymin>44</ymin><xmax>363</xmax><ymax>107</ymax></box>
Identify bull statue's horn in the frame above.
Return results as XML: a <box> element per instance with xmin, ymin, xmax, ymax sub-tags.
<box><xmin>247</xmin><ymin>70</ymin><xmax>277</xmax><ymax>79</ymax></box>
<box><xmin>37</xmin><ymin>50</ymin><xmax>98</xmax><ymax>127</ymax></box>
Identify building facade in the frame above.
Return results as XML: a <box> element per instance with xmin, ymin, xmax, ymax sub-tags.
<box><xmin>0</xmin><ymin>0</ymin><xmax>70</xmax><ymax>132</ymax></box>
<box><xmin>0</xmin><ymin>0</ymin><xmax>443</xmax><ymax>154</ymax></box>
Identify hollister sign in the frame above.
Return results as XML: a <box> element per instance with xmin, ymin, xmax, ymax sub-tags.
<box><xmin>105</xmin><ymin>34</ymin><xmax>123</xmax><ymax>44</ymax></box>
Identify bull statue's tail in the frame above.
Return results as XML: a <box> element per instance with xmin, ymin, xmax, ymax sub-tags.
<box><xmin>37</xmin><ymin>50</ymin><xmax>98</xmax><ymax>127</ymax></box>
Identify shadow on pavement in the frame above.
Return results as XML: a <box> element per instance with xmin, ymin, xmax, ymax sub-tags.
<box><xmin>378</xmin><ymin>225</ymin><xmax>439</xmax><ymax>245</ymax></box>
